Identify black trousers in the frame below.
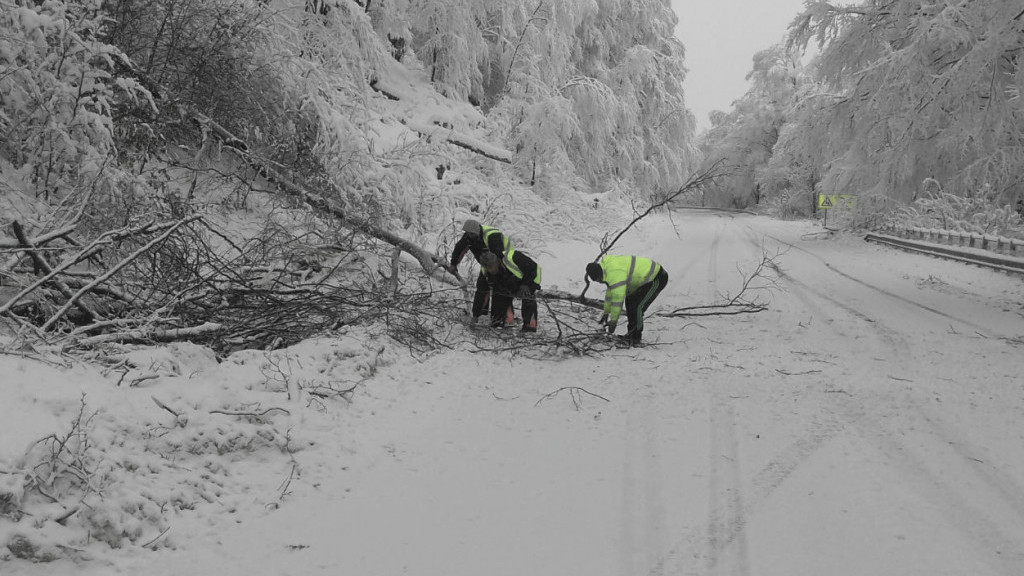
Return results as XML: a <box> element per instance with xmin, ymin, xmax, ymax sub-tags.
<box><xmin>624</xmin><ymin>268</ymin><xmax>668</xmax><ymax>339</ymax></box>
<box><xmin>489</xmin><ymin>286</ymin><xmax>537</xmax><ymax>329</ymax></box>
<box><xmin>471</xmin><ymin>272</ymin><xmax>491</xmax><ymax>318</ymax></box>
<box><xmin>473</xmin><ymin>274</ymin><xmax>538</xmax><ymax>329</ymax></box>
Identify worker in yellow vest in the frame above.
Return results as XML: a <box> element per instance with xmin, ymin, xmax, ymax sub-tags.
<box><xmin>450</xmin><ymin>219</ymin><xmax>512</xmax><ymax>324</ymax></box>
<box><xmin>478</xmin><ymin>249</ymin><xmax>541</xmax><ymax>332</ymax></box>
<box><xmin>585</xmin><ymin>255</ymin><xmax>668</xmax><ymax>345</ymax></box>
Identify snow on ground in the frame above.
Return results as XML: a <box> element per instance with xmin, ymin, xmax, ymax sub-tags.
<box><xmin>3</xmin><ymin>210</ymin><xmax>1024</xmax><ymax>576</ymax></box>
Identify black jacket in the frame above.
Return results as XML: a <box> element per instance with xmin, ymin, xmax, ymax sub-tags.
<box><xmin>450</xmin><ymin>226</ymin><xmax>508</xmax><ymax>268</ymax></box>
<box><xmin>485</xmin><ymin>250</ymin><xmax>541</xmax><ymax>294</ymax></box>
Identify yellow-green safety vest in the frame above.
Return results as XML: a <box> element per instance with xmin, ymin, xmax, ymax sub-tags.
<box><xmin>599</xmin><ymin>255</ymin><xmax>661</xmax><ymax>324</ymax></box>
<box><xmin>481</xmin><ymin>224</ymin><xmax>510</xmax><ymax>255</ymax></box>
<box><xmin>502</xmin><ymin>248</ymin><xmax>541</xmax><ymax>285</ymax></box>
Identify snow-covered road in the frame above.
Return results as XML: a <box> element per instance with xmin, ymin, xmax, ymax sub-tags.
<box><xmin>19</xmin><ymin>211</ymin><xmax>1024</xmax><ymax>576</ymax></box>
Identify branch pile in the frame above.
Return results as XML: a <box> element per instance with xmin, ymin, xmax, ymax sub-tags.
<box><xmin>0</xmin><ymin>212</ymin><xmax>411</xmax><ymax>352</ymax></box>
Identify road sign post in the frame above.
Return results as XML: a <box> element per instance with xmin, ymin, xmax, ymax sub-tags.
<box><xmin>817</xmin><ymin>194</ymin><xmax>855</xmax><ymax>229</ymax></box>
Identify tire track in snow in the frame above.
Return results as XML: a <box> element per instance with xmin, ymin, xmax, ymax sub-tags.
<box><xmin>757</xmin><ymin>279</ymin><xmax>1024</xmax><ymax>573</ymax></box>
<box><xmin>752</xmin><ymin>227</ymin><xmax>997</xmax><ymax>337</ymax></box>
<box><xmin>835</xmin><ymin>396</ymin><xmax>1024</xmax><ymax>575</ymax></box>
<box><xmin>618</xmin><ymin>390</ymin><xmax>668</xmax><ymax>576</ymax></box>
<box><xmin>705</xmin><ymin>219</ymin><xmax>722</xmax><ymax>302</ymax></box>
<box><xmin>755</xmin><ymin>230</ymin><xmax>1024</xmax><ymax>523</ymax></box>
<box><xmin>703</xmin><ymin>388</ymin><xmax>752</xmax><ymax>575</ymax></box>
<box><xmin>645</xmin><ymin>219</ymin><xmax>857</xmax><ymax>575</ymax></box>
<box><xmin>739</xmin><ymin>226</ymin><xmax>913</xmax><ymax>359</ymax></box>
<box><xmin>694</xmin><ymin>257</ymin><xmax>850</xmax><ymax>571</ymax></box>
<box><xmin>744</xmin><ymin>226</ymin><xmax>1024</xmax><ymax>573</ymax></box>
<box><xmin>649</xmin><ymin>216</ymin><xmax>1024</xmax><ymax>574</ymax></box>
<box><xmin>912</xmin><ymin>400</ymin><xmax>1024</xmax><ymax>524</ymax></box>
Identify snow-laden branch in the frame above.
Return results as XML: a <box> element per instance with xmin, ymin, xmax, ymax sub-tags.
<box><xmin>0</xmin><ymin>225</ymin><xmax>78</xmax><ymax>249</ymax></box>
<box><xmin>402</xmin><ymin>119</ymin><xmax>513</xmax><ymax>164</ymax></box>
<box><xmin>40</xmin><ymin>216</ymin><xmax>202</xmax><ymax>331</ymax></box>
<box><xmin>0</xmin><ymin>219</ymin><xmax>194</xmax><ymax>317</ymax></box>
<box><xmin>75</xmin><ymin>322</ymin><xmax>224</xmax><ymax>346</ymax></box>
<box><xmin>115</xmin><ymin>61</ymin><xmax>461</xmax><ymax>286</ymax></box>
<box><xmin>8</xmin><ymin>221</ymin><xmax>98</xmax><ymax>324</ymax></box>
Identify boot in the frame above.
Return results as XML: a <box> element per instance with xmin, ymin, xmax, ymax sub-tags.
<box><xmin>521</xmin><ymin>315</ymin><xmax>537</xmax><ymax>333</ymax></box>
<box><xmin>618</xmin><ymin>331</ymin><xmax>641</xmax><ymax>346</ymax></box>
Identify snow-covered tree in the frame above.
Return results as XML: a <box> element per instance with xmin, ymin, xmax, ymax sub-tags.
<box><xmin>406</xmin><ymin>0</ymin><xmax>491</xmax><ymax>100</ymax></box>
<box><xmin>0</xmin><ymin>0</ymin><xmax>150</xmax><ymax>205</ymax></box>
<box><xmin>788</xmin><ymin>0</ymin><xmax>1024</xmax><ymax>209</ymax></box>
<box><xmin>698</xmin><ymin>44</ymin><xmax>804</xmax><ymax>209</ymax></box>
<box><xmin>490</xmin><ymin>0</ymin><xmax>695</xmax><ymax>196</ymax></box>
<box><xmin>3</xmin><ymin>0</ymin><xmax>701</xmax><ymax>236</ymax></box>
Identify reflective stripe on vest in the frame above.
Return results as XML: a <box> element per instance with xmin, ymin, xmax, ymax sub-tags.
<box><xmin>602</xmin><ymin>255</ymin><xmax>660</xmax><ymax>321</ymax></box>
<box><xmin>481</xmin><ymin>225</ymin><xmax>509</xmax><ymax>254</ymax></box>
<box><xmin>617</xmin><ymin>256</ymin><xmax>659</xmax><ymax>290</ymax></box>
<box><xmin>637</xmin><ymin>258</ymin><xmax>658</xmax><ymax>285</ymax></box>
<box><xmin>503</xmin><ymin>249</ymin><xmax>541</xmax><ymax>284</ymax></box>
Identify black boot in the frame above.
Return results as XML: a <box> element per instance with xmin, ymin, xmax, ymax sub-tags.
<box><xmin>620</xmin><ymin>331</ymin><xmax>641</xmax><ymax>345</ymax></box>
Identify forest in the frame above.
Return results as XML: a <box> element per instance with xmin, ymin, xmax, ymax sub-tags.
<box><xmin>1</xmin><ymin>0</ymin><xmax>1022</xmax><ymax>350</ymax></box>
<box><xmin>702</xmin><ymin>0</ymin><xmax>1024</xmax><ymax>232</ymax></box>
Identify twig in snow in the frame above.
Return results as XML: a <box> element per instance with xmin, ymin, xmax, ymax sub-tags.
<box><xmin>141</xmin><ymin>527</ymin><xmax>171</xmax><ymax>550</ymax></box>
<box><xmin>775</xmin><ymin>369</ymin><xmax>822</xmax><ymax>376</ymax></box>
<box><xmin>210</xmin><ymin>407</ymin><xmax>291</xmax><ymax>418</ymax></box>
<box><xmin>151</xmin><ymin>396</ymin><xmax>182</xmax><ymax>419</ymax></box>
<box><xmin>535</xmin><ymin>386</ymin><xmax>610</xmax><ymax>409</ymax></box>
<box><xmin>658</xmin><ymin>246</ymin><xmax>781</xmax><ymax>319</ymax></box>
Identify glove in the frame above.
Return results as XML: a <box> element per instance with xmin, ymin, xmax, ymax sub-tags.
<box><xmin>598</xmin><ymin>313</ymin><xmax>608</xmax><ymax>326</ymax></box>
<box><xmin>606</xmin><ymin>321</ymin><xmax>617</xmax><ymax>334</ymax></box>
<box><xmin>447</xmin><ymin>264</ymin><xmax>461</xmax><ymax>280</ymax></box>
<box><xmin>516</xmin><ymin>285</ymin><xmax>531</xmax><ymax>298</ymax></box>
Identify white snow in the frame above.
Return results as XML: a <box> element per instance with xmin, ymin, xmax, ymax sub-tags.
<box><xmin>3</xmin><ymin>210</ymin><xmax>1024</xmax><ymax>575</ymax></box>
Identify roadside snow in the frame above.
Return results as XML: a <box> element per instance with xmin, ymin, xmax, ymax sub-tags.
<box><xmin>3</xmin><ymin>211</ymin><xmax>1024</xmax><ymax>576</ymax></box>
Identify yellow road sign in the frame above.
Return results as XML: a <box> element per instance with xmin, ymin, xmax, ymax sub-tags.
<box><xmin>817</xmin><ymin>194</ymin><xmax>855</xmax><ymax>209</ymax></box>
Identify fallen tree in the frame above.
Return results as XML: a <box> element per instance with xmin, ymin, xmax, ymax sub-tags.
<box><xmin>0</xmin><ymin>62</ymin><xmax>476</xmax><ymax>350</ymax></box>
<box><xmin>119</xmin><ymin>61</ymin><xmax>461</xmax><ymax>286</ymax></box>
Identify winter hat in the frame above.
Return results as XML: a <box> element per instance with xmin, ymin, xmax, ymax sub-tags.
<box><xmin>462</xmin><ymin>219</ymin><xmax>482</xmax><ymax>235</ymax></box>
<box><xmin>478</xmin><ymin>252</ymin><xmax>499</xmax><ymax>268</ymax></box>
<box><xmin>586</xmin><ymin>262</ymin><xmax>603</xmax><ymax>282</ymax></box>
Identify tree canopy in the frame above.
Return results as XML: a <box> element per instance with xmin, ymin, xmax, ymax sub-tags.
<box><xmin>700</xmin><ymin>0</ymin><xmax>1024</xmax><ymax>230</ymax></box>
<box><xmin>0</xmin><ymin>0</ymin><xmax>697</xmax><ymax>220</ymax></box>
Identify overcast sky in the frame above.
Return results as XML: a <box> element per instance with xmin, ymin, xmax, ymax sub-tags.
<box><xmin>672</xmin><ymin>0</ymin><xmax>809</xmax><ymax>131</ymax></box>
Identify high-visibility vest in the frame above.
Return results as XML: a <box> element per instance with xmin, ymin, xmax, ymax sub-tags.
<box><xmin>502</xmin><ymin>249</ymin><xmax>541</xmax><ymax>285</ymax></box>
<box><xmin>481</xmin><ymin>225</ymin><xmax>510</xmax><ymax>255</ymax></box>
<box><xmin>599</xmin><ymin>255</ymin><xmax>661</xmax><ymax>323</ymax></box>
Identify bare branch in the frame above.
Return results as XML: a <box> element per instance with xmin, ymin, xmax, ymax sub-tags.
<box><xmin>209</xmin><ymin>407</ymin><xmax>290</xmax><ymax>418</ymax></box>
<box><xmin>535</xmin><ymin>386</ymin><xmax>610</xmax><ymax>409</ymax></box>
<box><xmin>9</xmin><ymin>221</ymin><xmax>98</xmax><ymax>323</ymax></box>
<box><xmin>0</xmin><ymin>224</ymin><xmax>78</xmax><ymax>249</ymax></box>
<box><xmin>40</xmin><ymin>216</ymin><xmax>203</xmax><ymax>331</ymax></box>
<box><xmin>73</xmin><ymin>322</ymin><xmax>224</xmax><ymax>346</ymax></box>
<box><xmin>150</xmin><ymin>396</ymin><xmax>181</xmax><ymax>419</ymax></box>
<box><xmin>658</xmin><ymin>246</ymin><xmax>780</xmax><ymax>318</ymax></box>
<box><xmin>1</xmin><ymin>219</ymin><xmax>186</xmax><ymax>317</ymax></box>
<box><xmin>580</xmin><ymin>162</ymin><xmax>726</xmax><ymax>299</ymax></box>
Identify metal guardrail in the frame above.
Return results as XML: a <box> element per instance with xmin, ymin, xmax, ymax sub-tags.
<box><xmin>863</xmin><ymin>233</ymin><xmax>1024</xmax><ymax>276</ymax></box>
<box><xmin>876</xmin><ymin>225</ymin><xmax>1024</xmax><ymax>255</ymax></box>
